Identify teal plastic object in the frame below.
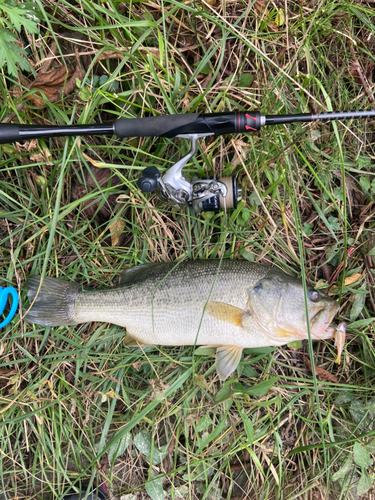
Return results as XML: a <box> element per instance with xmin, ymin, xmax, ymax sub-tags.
<box><xmin>0</xmin><ymin>287</ymin><xmax>18</xmax><ymax>328</ymax></box>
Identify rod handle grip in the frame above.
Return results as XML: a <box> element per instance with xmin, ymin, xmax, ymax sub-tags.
<box><xmin>0</xmin><ymin>124</ymin><xmax>20</xmax><ymax>145</ymax></box>
<box><xmin>114</xmin><ymin>114</ymin><xmax>200</xmax><ymax>139</ymax></box>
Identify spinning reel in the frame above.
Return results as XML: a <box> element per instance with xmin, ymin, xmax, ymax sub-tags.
<box><xmin>1</xmin><ymin>109</ymin><xmax>374</xmax><ymax>213</ymax></box>
<box><xmin>137</xmin><ymin>134</ymin><xmax>241</xmax><ymax>212</ymax></box>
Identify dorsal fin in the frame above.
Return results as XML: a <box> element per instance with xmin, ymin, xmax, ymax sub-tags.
<box><xmin>115</xmin><ymin>263</ymin><xmax>160</xmax><ymax>286</ymax></box>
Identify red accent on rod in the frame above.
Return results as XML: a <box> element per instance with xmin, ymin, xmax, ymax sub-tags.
<box><xmin>245</xmin><ymin>114</ymin><xmax>257</xmax><ymax>121</ymax></box>
<box><xmin>245</xmin><ymin>125</ymin><xmax>256</xmax><ymax>131</ymax></box>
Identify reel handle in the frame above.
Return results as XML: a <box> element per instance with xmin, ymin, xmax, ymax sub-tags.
<box><xmin>137</xmin><ymin>167</ymin><xmax>161</xmax><ymax>193</ymax></box>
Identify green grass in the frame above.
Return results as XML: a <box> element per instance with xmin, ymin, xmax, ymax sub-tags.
<box><xmin>1</xmin><ymin>0</ymin><xmax>375</xmax><ymax>499</ymax></box>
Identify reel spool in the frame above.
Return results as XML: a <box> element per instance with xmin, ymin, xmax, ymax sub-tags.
<box><xmin>190</xmin><ymin>176</ymin><xmax>241</xmax><ymax>212</ymax></box>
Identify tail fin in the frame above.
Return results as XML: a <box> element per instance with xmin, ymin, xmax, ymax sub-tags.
<box><xmin>25</xmin><ymin>276</ymin><xmax>81</xmax><ymax>326</ymax></box>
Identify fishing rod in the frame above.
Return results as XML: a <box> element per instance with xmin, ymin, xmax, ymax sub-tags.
<box><xmin>1</xmin><ymin>109</ymin><xmax>374</xmax><ymax>212</ymax></box>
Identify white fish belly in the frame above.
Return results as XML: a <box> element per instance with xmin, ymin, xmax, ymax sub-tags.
<box><xmin>124</xmin><ymin>307</ymin><xmax>279</xmax><ymax>348</ymax></box>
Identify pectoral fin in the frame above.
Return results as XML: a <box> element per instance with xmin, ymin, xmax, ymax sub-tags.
<box><xmin>215</xmin><ymin>345</ymin><xmax>243</xmax><ymax>381</ymax></box>
<box><xmin>206</xmin><ymin>302</ymin><xmax>249</xmax><ymax>328</ymax></box>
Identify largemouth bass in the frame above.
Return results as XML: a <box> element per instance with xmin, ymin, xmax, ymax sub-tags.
<box><xmin>25</xmin><ymin>260</ymin><xmax>345</xmax><ymax>380</ymax></box>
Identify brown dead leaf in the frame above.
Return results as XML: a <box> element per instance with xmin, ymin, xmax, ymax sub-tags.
<box><xmin>26</xmin><ymin>139</ymin><xmax>38</xmax><ymax>152</ymax></box>
<box><xmin>30</xmin><ymin>148</ymin><xmax>53</xmax><ymax>166</ymax></box>
<box><xmin>33</xmin><ymin>65</ymin><xmax>71</xmax><ymax>86</ymax></box>
<box><xmin>28</xmin><ymin>51</ymin><xmax>84</xmax><ymax>107</ymax></box>
<box><xmin>200</xmin><ymin>72</ymin><xmax>213</xmax><ymax>89</ymax></box>
<box><xmin>168</xmin><ymin>436</ymin><xmax>176</xmax><ymax>455</ymax></box>
<box><xmin>109</xmin><ymin>218</ymin><xmax>125</xmax><ymax>247</ymax></box>
<box><xmin>303</xmin><ymin>356</ymin><xmax>338</xmax><ymax>383</ymax></box>
<box><xmin>58</xmin><ymin>254</ymin><xmax>79</xmax><ymax>266</ymax></box>
<box><xmin>194</xmin><ymin>374</ymin><xmax>211</xmax><ymax>392</ymax></box>
<box><xmin>349</xmin><ymin>60</ymin><xmax>362</xmax><ymax>85</ymax></box>
<box><xmin>14</xmin><ymin>139</ymin><xmax>38</xmax><ymax>152</ymax></box>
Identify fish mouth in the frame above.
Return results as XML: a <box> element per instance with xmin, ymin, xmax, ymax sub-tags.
<box><xmin>310</xmin><ymin>303</ymin><xmax>340</xmax><ymax>337</ymax></box>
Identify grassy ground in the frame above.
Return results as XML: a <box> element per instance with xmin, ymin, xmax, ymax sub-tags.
<box><xmin>0</xmin><ymin>0</ymin><xmax>375</xmax><ymax>499</ymax></box>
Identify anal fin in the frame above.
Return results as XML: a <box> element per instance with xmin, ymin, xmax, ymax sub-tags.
<box><xmin>215</xmin><ymin>345</ymin><xmax>243</xmax><ymax>381</ymax></box>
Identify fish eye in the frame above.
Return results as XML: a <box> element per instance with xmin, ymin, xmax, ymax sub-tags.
<box><xmin>308</xmin><ymin>290</ymin><xmax>321</xmax><ymax>302</ymax></box>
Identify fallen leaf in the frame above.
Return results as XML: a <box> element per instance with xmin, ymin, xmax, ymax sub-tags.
<box><xmin>109</xmin><ymin>218</ymin><xmax>125</xmax><ymax>246</ymax></box>
<box><xmin>27</xmin><ymin>49</ymin><xmax>84</xmax><ymax>107</ymax></box>
<box><xmin>200</xmin><ymin>72</ymin><xmax>213</xmax><ymax>89</ymax></box>
<box><xmin>132</xmin><ymin>361</ymin><xmax>143</xmax><ymax>371</ymax></box>
<box><xmin>194</xmin><ymin>374</ymin><xmax>211</xmax><ymax>392</ymax></box>
<box><xmin>304</xmin><ymin>356</ymin><xmax>338</xmax><ymax>383</ymax></box>
<box><xmin>33</xmin><ymin>65</ymin><xmax>71</xmax><ymax>86</ymax></box>
<box><xmin>14</xmin><ymin>139</ymin><xmax>38</xmax><ymax>152</ymax></box>
<box><xmin>30</xmin><ymin>148</ymin><xmax>53</xmax><ymax>166</ymax></box>
<box><xmin>58</xmin><ymin>254</ymin><xmax>79</xmax><ymax>266</ymax></box>
<box><xmin>168</xmin><ymin>436</ymin><xmax>175</xmax><ymax>455</ymax></box>
<box><xmin>344</xmin><ymin>273</ymin><xmax>363</xmax><ymax>286</ymax></box>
